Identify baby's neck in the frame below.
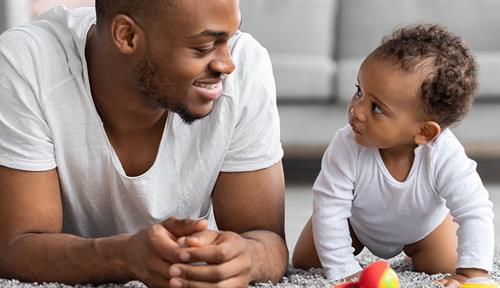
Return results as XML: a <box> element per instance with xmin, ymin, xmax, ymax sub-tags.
<box><xmin>379</xmin><ymin>145</ymin><xmax>418</xmax><ymax>182</ymax></box>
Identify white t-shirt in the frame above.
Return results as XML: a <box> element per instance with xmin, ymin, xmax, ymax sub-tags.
<box><xmin>313</xmin><ymin>125</ymin><xmax>494</xmax><ymax>280</ymax></box>
<box><xmin>0</xmin><ymin>6</ymin><xmax>283</xmax><ymax>237</ymax></box>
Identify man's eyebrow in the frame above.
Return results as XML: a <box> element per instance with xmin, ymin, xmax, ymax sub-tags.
<box><xmin>193</xmin><ymin>30</ymin><xmax>229</xmax><ymax>39</ymax></box>
<box><xmin>190</xmin><ymin>21</ymin><xmax>242</xmax><ymax>39</ymax></box>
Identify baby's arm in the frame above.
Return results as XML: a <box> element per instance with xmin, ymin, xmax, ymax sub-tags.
<box><xmin>434</xmin><ymin>136</ymin><xmax>494</xmax><ymax>281</ymax></box>
<box><xmin>312</xmin><ymin>129</ymin><xmax>362</xmax><ymax>280</ymax></box>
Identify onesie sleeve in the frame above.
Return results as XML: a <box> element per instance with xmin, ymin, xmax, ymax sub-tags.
<box><xmin>434</xmin><ymin>131</ymin><xmax>494</xmax><ymax>272</ymax></box>
<box><xmin>312</xmin><ymin>126</ymin><xmax>363</xmax><ymax>280</ymax></box>
<box><xmin>220</xmin><ymin>33</ymin><xmax>283</xmax><ymax>172</ymax></box>
<box><xmin>0</xmin><ymin>30</ymin><xmax>56</xmax><ymax>171</ymax></box>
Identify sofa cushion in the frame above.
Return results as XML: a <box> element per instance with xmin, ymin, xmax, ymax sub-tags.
<box><xmin>336</xmin><ymin>0</ymin><xmax>500</xmax><ymax>101</ymax></box>
<box><xmin>239</xmin><ymin>0</ymin><xmax>338</xmax><ymax>100</ymax></box>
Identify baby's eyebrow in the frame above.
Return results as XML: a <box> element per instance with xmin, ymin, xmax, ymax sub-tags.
<box><xmin>371</xmin><ymin>94</ymin><xmax>391</xmax><ymax>112</ymax></box>
<box><xmin>357</xmin><ymin>77</ymin><xmax>391</xmax><ymax>111</ymax></box>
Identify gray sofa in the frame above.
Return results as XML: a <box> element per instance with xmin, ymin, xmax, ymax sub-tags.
<box><xmin>240</xmin><ymin>0</ymin><xmax>500</xmax><ymax>164</ymax></box>
<box><xmin>1</xmin><ymin>1</ymin><xmax>498</xmax><ymax>178</ymax></box>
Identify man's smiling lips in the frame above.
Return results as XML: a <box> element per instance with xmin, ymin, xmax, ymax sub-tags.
<box><xmin>193</xmin><ymin>78</ymin><xmax>224</xmax><ymax>101</ymax></box>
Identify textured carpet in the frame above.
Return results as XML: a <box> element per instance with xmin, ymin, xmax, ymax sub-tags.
<box><xmin>1</xmin><ymin>251</ymin><xmax>499</xmax><ymax>287</ymax></box>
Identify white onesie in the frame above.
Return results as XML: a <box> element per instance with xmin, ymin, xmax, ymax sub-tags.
<box><xmin>312</xmin><ymin>125</ymin><xmax>494</xmax><ymax>281</ymax></box>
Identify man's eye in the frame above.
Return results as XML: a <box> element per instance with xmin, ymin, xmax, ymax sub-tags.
<box><xmin>354</xmin><ymin>84</ymin><xmax>362</xmax><ymax>97</ymax></box>
<box><xmin>372</xmin><ymin>103</ymin><xmax>383</xmax><ymax>114</ymax></box>
<box><xmin>195</xmin><ymin>46</ymin><xmax>216</xmax><ymax>55</ymax></box>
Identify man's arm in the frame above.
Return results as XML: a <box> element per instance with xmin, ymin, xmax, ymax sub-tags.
<box><xmin>213</xmin><ymin>160</ymin><xmax>287</xmax><ymax>283</ymax></box>
<box><xmin>0</xmin><ymin>166</ymin><xmax>206</xmax><ymax>286</ymax></box>
<box><xmin>167</xmin><ymin>161</ymin><xmax>288</xmax><ymax>287</ymax></box>
<box><xmin>0</xmin><ymin>166</ymin><xmax>122</xmax><ymax>284</ymax></box>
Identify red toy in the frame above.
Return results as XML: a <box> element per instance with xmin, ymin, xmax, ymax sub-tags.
<box><xmin>332</xmin><ymin>260</ymin><xmax>400</xmax><ymax>288</ymax></box>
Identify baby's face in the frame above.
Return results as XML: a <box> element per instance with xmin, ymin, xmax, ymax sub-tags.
<box><xmin>347</xmin><ymin>55</ymin><xmax>428</xmax><ymax>150</ymax></box>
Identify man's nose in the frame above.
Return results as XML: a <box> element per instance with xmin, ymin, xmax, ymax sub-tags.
<box><xmin>210</xmin><ymin>44</ymin><xmax>236</xmax><ymax>75</ymax></box>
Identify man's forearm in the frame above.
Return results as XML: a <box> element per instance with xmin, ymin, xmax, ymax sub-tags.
<box><xmin>242</xmin><ymin>230</ymin><xmax>288</xmax><ymax>283</ymax></box>
<box><xmin>0</xmin><ymin>233</ymin><xmax>131</xmax><ymax>284</ymax></box>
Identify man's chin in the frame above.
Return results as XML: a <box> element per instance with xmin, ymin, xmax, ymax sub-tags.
<box><xmin>176</xmin><ymin>109</ymin><xmax>212</xmax><ymax>125</ymax></box>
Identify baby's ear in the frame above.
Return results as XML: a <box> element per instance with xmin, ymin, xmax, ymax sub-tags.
<box><xmin>414</xmin><ymin>121</ymin><xmax>441</xmax><ymax>145</ymax></box>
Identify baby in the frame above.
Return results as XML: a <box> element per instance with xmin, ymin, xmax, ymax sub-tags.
<box><xmin>292</xmin><ymin>24</ymin><xmax>494</xmax><ymax>287</ymax></box>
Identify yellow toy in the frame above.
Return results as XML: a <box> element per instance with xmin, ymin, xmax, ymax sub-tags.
<box><xmin>460</xmin><ymin>277</ymin><xmax>499</xmax><ymax>288</ymax></box>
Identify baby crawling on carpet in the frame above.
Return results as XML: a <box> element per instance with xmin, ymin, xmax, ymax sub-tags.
<box><xmin>292</xmin><ymin>23</ymin><xmax>494</xmax><ymax>287</ymax></box>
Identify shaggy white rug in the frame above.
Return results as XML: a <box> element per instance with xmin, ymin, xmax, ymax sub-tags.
<box><xmin>1</xmin><ymin>251</ymin><xmax>499</xmax><ymax>287</ymax></box>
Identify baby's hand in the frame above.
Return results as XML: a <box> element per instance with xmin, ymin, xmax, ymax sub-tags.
<box><xmin>332</xmin><ymin>271</ymin><xmax>362</xmax><ymax>288</ymax></box>
<box><xmin>437</xmin><ymin>268</ymin><xmax>489</xmax><ymax>287</ymax></box>
<box><xmin>436</xmin><ymin>274</ymin><xmax>467</xmax><ymax>287</ymax></box>
<box><xmin>341</xmin><ymin>271</ymin><xmax>362</xmax><ymax>283</ymax></box>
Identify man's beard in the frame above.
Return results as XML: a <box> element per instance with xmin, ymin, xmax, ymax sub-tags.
<box><xmin>133</xmin><ymin>52</ymin><xmax>209</xmax><ymax>125</ymax></box>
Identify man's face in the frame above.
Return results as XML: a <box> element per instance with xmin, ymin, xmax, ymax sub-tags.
<box><xmin>133</xmin><ymin>0</ymin><xmax>240</xmax><ymax>124</ymax></box>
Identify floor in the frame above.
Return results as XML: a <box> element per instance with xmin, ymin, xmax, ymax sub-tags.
<box><xmin>284</xmin><ymin>183</ymin><xmax>500</xmax><ymax>253</ymax></box>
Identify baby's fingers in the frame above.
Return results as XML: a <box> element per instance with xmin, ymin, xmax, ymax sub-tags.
<box><xmin>436</xmin><ymin>277</ymin><xmax>460</xmax><ymax>288</ymax></box>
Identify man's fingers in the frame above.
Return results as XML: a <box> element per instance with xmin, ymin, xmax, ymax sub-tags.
<box><xmin>144</xmin><ymin>273</ymin><xmax>172</xmax><ymax>288</ymax></box>
<box><xmin>179</xmin><ymin>242</ymin><xmax>239</xmax><ymax>264</ymax></box>
<box><xmin>166</xmin><ymin>232</ymin><xmax>253</xmax><ymax>288</ymax></box>
<box><xmin>182</xmin><ymin>230</ymin><xmax>220</xmax><ymax>248</ymax></box>
<box><xmin>169</xmin><ymin>260</ymin><xmax>241</xmax><ymax>283</ymax></box>
<box><xmin>161</xmin><ymin>217</ymin><xmax>208</xmax><ymax>238</ymax></box>
<box><xmin>178</xmin><ymin>235</ymin><xmax>208</xmax><ymax>248</ymax></box>
<box><xmin>148</xmin><ymin>223</ymin><xmax>184</xmax><ymax>262</ymax></box>
<box><xmin>169</xmin><ymin>275</ymin><xmax>248</xmax><ymax>288</ymax></box>
<box><xmin>147</xmin><ymin>256</ymin><xmax>173</xmax><ymax>278</ymax></box>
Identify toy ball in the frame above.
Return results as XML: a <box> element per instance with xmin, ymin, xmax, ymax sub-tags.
<box><xmin>332</xmin><ymin>260</ymin><xmax>400</xmax><ymax>288</ymax></box>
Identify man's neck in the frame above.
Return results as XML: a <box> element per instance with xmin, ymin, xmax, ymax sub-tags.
<box><xmin>85</xmin><ymin>25</ymin><xmax>167</xmax><ymax>135</ymax></box>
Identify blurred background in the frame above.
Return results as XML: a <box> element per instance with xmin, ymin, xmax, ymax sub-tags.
<box><xmin>1</xmin><ymin>0</ymin><xmax>499</xmax><ymax>251</ymax></box>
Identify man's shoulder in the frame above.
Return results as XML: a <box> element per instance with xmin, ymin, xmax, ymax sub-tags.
<box><xmin>0</xmin><ymin>6</ymin><xmax>94</xmax><ymax>90</ymax></box>
<box><xmin>0</xmin><ymin>23</ymin><xmax>45</xmax><ymax>55</ymax></box>
<box><xmin>230</xmin><ymin>31</ymin><xmax>268</xmax><ymax>64</ymax></box>
<box><xmin>0</xmin><ymin>6</ymin><xmax>93</xmax><ymax>63</ymax></box>
<box><xmin>220</xmin><ymin>31</ymin><xmax>273</xmax><ymax>101</ymax></box>
<box><xmin>0</xmin><ymin>24</ymin><xmax>54</xmax><ymax>87</ymax></box>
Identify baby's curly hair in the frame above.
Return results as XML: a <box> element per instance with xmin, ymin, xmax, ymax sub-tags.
<box><xmin>372</xmin><ymin>24</ymin><xmax>478</xmax><ymax>128</ymax></box>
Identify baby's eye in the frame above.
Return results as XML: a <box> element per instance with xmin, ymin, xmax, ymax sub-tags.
<box><xmin>372</xmin><ymin>103</ymin><xmax>383</xmax><ymax>114</ymax></box>
<box><xmin>354</xmin><ymin>84</ymin><xmax>362</xmax><ymax>97</ymax></box>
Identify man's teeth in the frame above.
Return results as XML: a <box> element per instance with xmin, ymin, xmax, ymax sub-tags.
<box><xmin>194</xmin><ymin>82</ymin><xmax>219</xmax><ymax>89</ymax></box>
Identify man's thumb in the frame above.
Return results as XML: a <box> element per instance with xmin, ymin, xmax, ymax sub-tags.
<box><xmin>161</xmin><ymin>217</ymin><xmax>208</xmax><ymax>238</ymax></box>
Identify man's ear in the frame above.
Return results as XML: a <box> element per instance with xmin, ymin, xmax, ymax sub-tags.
<box><xmin>414</xmin><ymin>121</ymin><xmax>441</xmax><ymax>145</ymax></box>
<box><xmin>111</xmin><ymin>14</ymin><xmax>143</xmax><ymax>54</ymax></box>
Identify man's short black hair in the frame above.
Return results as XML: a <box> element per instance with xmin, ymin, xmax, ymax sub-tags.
<box><xmin>95</xmin><ymin>0</ymin><xmax>176</xmax><ymax>30</ymax></box>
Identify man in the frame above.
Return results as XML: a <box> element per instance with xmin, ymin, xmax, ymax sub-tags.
<box><xmin>0</xmin><ymin>0</ymin><xmax>287</xmax><ymax>287</ymax></box>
